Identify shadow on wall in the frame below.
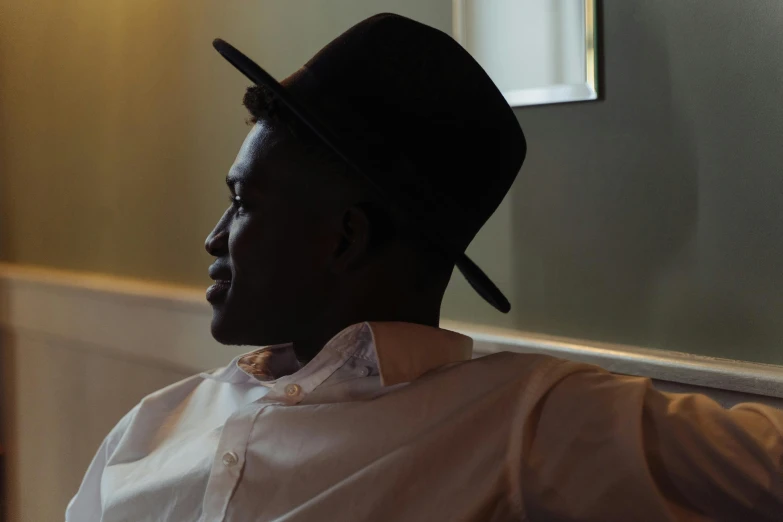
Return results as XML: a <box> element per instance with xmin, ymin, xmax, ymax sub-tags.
<box><xmin>511</xmin><ymin>2</ymin><xmax>699</xmax><ymax>349</ymax></box>
<box><xmin>645</xmin><ymin>0</ymin><xmax>783</xmax><ymax>361</ymax></box>
<box><xmin>509</xmin><ymin>0</ymin><xmax>783</xmax><ymax>364</ymax></box>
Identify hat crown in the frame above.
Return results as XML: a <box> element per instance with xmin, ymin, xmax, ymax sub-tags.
<box><xmin>281</xmin><ymin>13</ymin><xmax>527</xmax><ymax>249</ymax></box>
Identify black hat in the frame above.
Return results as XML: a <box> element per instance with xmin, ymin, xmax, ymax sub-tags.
<box><xmin>213</xmin><ymin>13</ymin><xmax>526</xmax><ymax>313</ymax></box>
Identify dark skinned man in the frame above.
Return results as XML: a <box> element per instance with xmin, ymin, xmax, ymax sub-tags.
<box><xmin>68</xmin><ymin>13</ymin><xmax>783</xmax><ymax>522</ymax></box>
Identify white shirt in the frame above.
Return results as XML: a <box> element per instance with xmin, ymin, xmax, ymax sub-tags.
<box><xmin>67</xmin><ymin>322</ymin><xmax>783</xmax><ymax>521</ymax></box>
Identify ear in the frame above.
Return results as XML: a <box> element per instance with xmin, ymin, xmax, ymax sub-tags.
<box><xmin>330</xmin><ymin>205</ymin><xmax>372</xmax><ymax>273</ymax></box>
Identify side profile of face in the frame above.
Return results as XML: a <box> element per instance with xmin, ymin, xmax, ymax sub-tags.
<box><xmin>205</xmin><ymin>121</ymin><xmax>350</xmax><ymax>346</ymax></box>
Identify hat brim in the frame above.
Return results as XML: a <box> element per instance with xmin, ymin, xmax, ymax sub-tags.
<box><xmin>212</xmin><ymin>38</ymin><xmax>511</xmax><ymax>314</ymax></box>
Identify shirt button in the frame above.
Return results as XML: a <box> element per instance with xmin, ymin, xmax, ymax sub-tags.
<box><xmin>358</xmin><ymin>366</ymin><xmax>370</xmax><ymax>377</ymax></box>
<box><xmin>222</xmin><ymin>451</ymin><xmax>238</xmax><ymax>467</ymax></box>
<box><xmin>285</xmin><ymin>383</ymin><xmax>301</xmax><ymax>397</ymax></box>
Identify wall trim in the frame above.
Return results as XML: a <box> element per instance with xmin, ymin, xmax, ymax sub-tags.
<box><xmin>0</xmin><ymin>263</ymin><xmax>237</xmax><ymax>374</ymax></box>
<box><xmin>456</xmin><ymin>322</ymin><xmax>783</xmax><ymax>399</ymax></box>
<box><xmin>3</xmin><ymin>262</ymin><xmax>783</xmax><ymax>398</ymax></box>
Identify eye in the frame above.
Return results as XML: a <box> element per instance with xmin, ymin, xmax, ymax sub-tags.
<box><xmin>229</xmin><ymin>195</ymin><xmax>248</xmax><ymax>214</ymax></box>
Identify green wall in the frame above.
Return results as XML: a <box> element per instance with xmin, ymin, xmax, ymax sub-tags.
<box><xmin>3</xmin><ymin>1</ymin><xmax>783</xmax><ymax>362</ymax></box>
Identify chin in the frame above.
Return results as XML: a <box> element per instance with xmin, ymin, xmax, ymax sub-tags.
<box><xmin>210</xmin><ymin>314</ymin><xmax>243</xmax><ymax>346</ymax></box>
<box><xmin>210</xmin><ymin>323</ymin><xmax>238</xmax><ymax>346</ymax></box>
<box><xmin>210</xmin><ymin>304</ymin><xmax>251</xmax><ymax>346</ymax></box>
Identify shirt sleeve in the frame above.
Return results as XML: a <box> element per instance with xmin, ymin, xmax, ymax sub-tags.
<box><xmin>65</xmin><ymin>406</ymin><xmax>138</xmax><ymax>522</ymax></box>
<box><xmin>518</xmin><ymin>365</ymin><xmax>783</xmax><ymax>522</ymax></box>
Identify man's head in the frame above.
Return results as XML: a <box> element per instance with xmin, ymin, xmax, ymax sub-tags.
<box><xmin>205</xmin><ymin>86</ymin><xmax>454</xmax><ymax>355</ymax></box>
<box><xmin>207</xmin><ymin>14</ymin><xmax>526</xmax><ymax>356</ymax></box>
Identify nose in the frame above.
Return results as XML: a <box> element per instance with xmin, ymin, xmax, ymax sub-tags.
<box><xmin>205</xmin><ymin>210</ymin><xmax>230</xmax><ymax>256</ymax></box>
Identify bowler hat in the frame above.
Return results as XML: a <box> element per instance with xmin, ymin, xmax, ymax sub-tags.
<box><xmin>213</xmin><ymin>13</ymin><xmax>526</xmax><ymax>313</ymax></box>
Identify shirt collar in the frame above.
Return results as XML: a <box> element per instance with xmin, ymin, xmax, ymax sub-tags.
<box><xmin>203</xmin><ymin>321</ymin><xmax>473</xmax><ymax>387</ymax></box>
<box><xmin>369</xmin><ymin>322</ymin><xmax>473</xmax><ymax>385</ymax></box>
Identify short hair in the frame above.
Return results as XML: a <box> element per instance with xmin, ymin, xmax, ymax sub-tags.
<box><xmin>242</xmin><ymin>85</ymin><xmax>329</xmax><ymax>154</ymax></box>
<box><xmin>242</xmin><ymin>84</ymin><xmax>279</xmax><ymax>124</ymax></box>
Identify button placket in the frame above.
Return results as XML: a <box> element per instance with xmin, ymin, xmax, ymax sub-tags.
<box><xmin>201</xmin><ymin>405</ymin><xmax>263</xmax><ymax>521</ymax></box>
<box><xmin>222</xmin><ymin>451</ymin><xmax>239</xmax><ymax>467</ymax></box>
<box><xmin>285</xmin><ymin>383</ymin><xmax>302</xmax><ymax>397</ymax></box>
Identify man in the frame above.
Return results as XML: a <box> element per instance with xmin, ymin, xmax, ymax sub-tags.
<box><xmin>67</xmin><ymin>13</ymin><xmax>783</xmax><ymax>522</ymax></box>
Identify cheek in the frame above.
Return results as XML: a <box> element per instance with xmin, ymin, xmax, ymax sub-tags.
<box><xmin>229</xmin><ymin>212</ymin><xmax>336</xmax><ymax>289</ymax></box>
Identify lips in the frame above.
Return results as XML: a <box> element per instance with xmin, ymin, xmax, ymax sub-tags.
<box><xmin>206</xmin><ymin>279</ymin><xmax>231</xmax><ymax>303</ymax></box>
<box><xmin>207</xmin><ymin>263</ymin><xmax>232</xmax><ymax>304</ymax></box>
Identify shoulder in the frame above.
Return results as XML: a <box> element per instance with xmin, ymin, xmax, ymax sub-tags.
<box><xmin>419</xmin><ymin>351</ymin><xmax>605</xmax><ymax>405</ymax></box>
<box><xmin>137</xmin><ymin>371</ymin><xmax>213</xmax><ymax>405</ymax></box>
<box><xmin>457</xmin><ymin>351</ymin><xmax>598</xmax><ymax>384</ymax></box>
<box><xmin>105</xmin><ymin>371</ymin><xmax>225</xmax><ymax>453</ymax></box>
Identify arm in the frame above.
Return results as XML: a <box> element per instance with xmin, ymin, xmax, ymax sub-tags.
<box><xmin>65</xmin><ymin>407</ymin><xmax>138</xmax><ymax>522</ymax></box>
<box><xmin>518</xmin><ymin>367</ymin><xmax>783</xmax><ymax>521</ymax></box>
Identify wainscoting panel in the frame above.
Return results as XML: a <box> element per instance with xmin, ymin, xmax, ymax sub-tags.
<box><xmin>0</xmin><ymin>264</ymin><xmax>243</xmax><ymax>522</ymax></box>
<box><xmin>1</xmin><ymin>262</ymin><xmax>781</xmax><ymax>520</ymax></box>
